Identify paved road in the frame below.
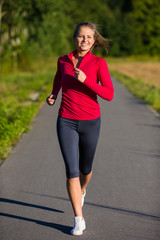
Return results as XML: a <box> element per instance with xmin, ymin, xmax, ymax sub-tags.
<box><xmin>1</xmin><ymin>77</ymin><xmax>160</xmax><ymax>240</ymax></box>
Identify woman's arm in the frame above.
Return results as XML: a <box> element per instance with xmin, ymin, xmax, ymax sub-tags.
<box><xmin>51</xmin><ymin>58</ymin><xmax>62</xmax><ymax>97</ymax></box>
<box><xmin>83</xmin><ymin>58</ymin><xmax>114</xmax><ymax>101</ymax></box>
<box><xmin>46</xmin><ymin>58</ymin><xmax>62</xmax><ymax>106</ymax></box>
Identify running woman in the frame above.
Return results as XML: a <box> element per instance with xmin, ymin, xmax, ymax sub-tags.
<box><xmin>46</xmin><ymin>22</ymin><xmax>114</xmax><ymax>236</ymax></box>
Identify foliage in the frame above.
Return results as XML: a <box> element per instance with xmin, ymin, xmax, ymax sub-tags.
<box><xmin>0</xmin><ymin>0</ymin><xmax>159</xmax><ymax>72</ymax></box>
<box><xmin>0</xmin><ymin>65</ymin><xmax>56</xmax><ymax>161</ymax></box>
<box><xmin>132</xmin><ymin>0</ymin><xmax>160</xmax><ymax>55</ymax></box>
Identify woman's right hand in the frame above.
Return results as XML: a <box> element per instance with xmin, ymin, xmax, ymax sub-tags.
<box><xmin>46</xmin><ymin>94</ymin><xmax>56</xmax><ymax>106</ymax></box>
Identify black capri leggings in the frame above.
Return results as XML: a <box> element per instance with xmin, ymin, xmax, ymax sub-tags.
<box><xmin>57</xmin><ymin>116</ymin><xmax>101</xmax><ymax>178</ymax></box>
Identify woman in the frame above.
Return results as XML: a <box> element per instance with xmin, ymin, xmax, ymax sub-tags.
<box><xmin>46</xmin><ymin>22</ymin><xmax>114</xmax><ymax>236</ymax></box>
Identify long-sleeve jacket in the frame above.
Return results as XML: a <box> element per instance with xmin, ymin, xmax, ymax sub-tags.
<box><xmin>51</xmin><ymin>50</ymin><xmax>114</xmax><ymax>120</ymax></box>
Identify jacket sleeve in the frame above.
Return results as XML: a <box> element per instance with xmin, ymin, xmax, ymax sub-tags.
<box><xmin>83</xmin><ymin>58</ymin><xmax>114</xmax><ymax>101</ymax></box>
<box><xmin>51</xmin><ymin>58</ymin><xmax>62</xmax><ymax>97</ymax></box>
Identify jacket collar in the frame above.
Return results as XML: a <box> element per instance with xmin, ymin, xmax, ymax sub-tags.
<box><xmin>67</xmin><ymin>49</ymin><xmax>92</xmax><ymax>62</ymax></box>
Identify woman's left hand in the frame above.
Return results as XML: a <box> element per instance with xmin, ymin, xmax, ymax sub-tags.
<box><xmin>73</xmin><ymin>68</ymin><xmax>86</xmax><ymax>83</ymax></box>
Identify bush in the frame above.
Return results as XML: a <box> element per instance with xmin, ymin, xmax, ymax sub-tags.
<box><xmin>0</xmin><ymin>68</ymin><xmax>56</xmax><ymax>161</ymax></box>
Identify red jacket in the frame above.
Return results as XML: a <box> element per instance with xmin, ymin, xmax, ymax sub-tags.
<box><xmin>52</xmin><ymin>50</ymin><xmax>114</xmax><ymax>120</ymax></box>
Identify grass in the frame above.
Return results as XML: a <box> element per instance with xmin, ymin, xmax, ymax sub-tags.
<box><xmin>107</xmin><ymin>55</ymin><xmax>160</xmax><ymax>63</ymax></box>
<box><xmin>108</xmin><ymin>62</ymin><xmax>160</xmax><ymax>88</ymax></box>
<box><xmin>107</xmin><ymin>57</ymin><xmax>160</xmax><ymax>114</ymax></box>
<box><xmin>0</xmin><ymin>62</ymin><xmax>57</xmax><ymax>162</ymax></box>
<box><xmin>110</xmin><ymin>70</ymin><xmax>160</xmax><ymax>113</ymax></box>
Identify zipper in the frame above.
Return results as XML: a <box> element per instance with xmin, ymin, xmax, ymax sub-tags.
<box><xmin>68</xmin><ymin>50</ymin><xmax>91</xmax><ymax>69</ymax></box>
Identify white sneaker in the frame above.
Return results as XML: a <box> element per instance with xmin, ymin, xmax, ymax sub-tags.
<box><xmin>81</xmin><ymin>189</ymin><xmax>86</xmax><ymax>207</ymax></box>
<box><xmin>70</xmin><ymin>216</ymin><xmax>86</xmax><ymax>236</ymax></box>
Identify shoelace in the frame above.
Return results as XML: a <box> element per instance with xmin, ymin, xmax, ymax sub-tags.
<box><xmin>73</xmin><ymin>221</ymin><xmax>83</xmax><ymax>230</ymax></box>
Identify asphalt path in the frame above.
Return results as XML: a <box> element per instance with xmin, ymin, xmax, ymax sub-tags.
<box><xmin>1</xmin><ymin>77</ymin><xmax>160</xmax><ymax>240</ymax></box>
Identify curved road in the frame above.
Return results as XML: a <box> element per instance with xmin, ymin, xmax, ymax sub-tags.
<box><xmin>1</xmin><ymin>77</ymin><xmax>160</xmax><ymax>240</ymax></box>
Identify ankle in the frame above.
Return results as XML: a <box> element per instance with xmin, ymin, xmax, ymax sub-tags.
<box><xmin>81</xmin><ymin>189</ymin><xmax>85</xmax><ymax>195</ymax></box>
<box><xmin>75</xmin><ymin>215</ymin><xmax>83</xmax><ymax>219</ymax></box>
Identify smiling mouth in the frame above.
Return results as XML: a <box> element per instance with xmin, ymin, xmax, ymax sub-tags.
<box><xmin>81</xmin><ymin>43</ymin><xmax>88</xmax><ymax>46</ymax></box>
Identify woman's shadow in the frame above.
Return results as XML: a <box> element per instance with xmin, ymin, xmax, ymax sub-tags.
<box><xmin>0</xmin><ymin>198</ymin><xmax>72</xmax><ymax>235</ymax></box>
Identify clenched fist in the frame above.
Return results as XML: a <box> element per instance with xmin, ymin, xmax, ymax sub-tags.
<box><xmin>73</xmin><ymin>68</ymin><xmax>86</xmax><ymax>83</ymax></box>
<box><xmin>46</xmin><ymin>94</ymin><xmax>56</xmax><ymax>106</ymax></box>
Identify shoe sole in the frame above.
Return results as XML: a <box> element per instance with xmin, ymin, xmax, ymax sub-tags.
<box><xmin>71</xmin><ymin>230</ymin><xmax>83</xmax><ymax>236</ymax></box>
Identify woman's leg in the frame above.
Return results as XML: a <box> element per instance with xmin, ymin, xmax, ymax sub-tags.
<box><xmin>80</xmin><ymin>171</ymin><xmax>92</xmax><ymax>194</ymax></box>
<box><xmin>57</xmin><ymin>117</ymin><xmax>83</xmax><ymax>217</ymax></box>
<box><xmin>66</xmin><ymin>177</ymin><xmax>83</xmax><ymax>217</ymax></box>
<box><xmin>79</xmin><ymin>117</ymin><xmax>101</xmax><ymax>193</ymax></box>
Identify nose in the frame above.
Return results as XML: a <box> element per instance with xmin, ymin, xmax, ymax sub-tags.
<box><xmin>82</xmin><ymin>36</ymin><xmax>86</xmax><ymax>41</ymax></box>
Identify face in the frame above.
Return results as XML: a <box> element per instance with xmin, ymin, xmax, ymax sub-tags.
<box><xmin>75</xmin><ymin>26</ymin><xmax>95</xmax><ymax>53</ymax></box>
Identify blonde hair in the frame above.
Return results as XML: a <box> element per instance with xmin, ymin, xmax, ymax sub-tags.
<box><xmin>73</xmin><ymin>22</ymin><xmax>111</xmax><ymax>52</ymax></box>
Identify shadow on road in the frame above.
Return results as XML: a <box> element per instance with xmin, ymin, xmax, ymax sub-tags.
<box><xmin>0</xmin><ymin>197</ymin><xmax>72</xmax><ymax>235</ymax></box>
<box><xmin>7</xmin><ymin>191</ymin><xmax>160</xmax><ymax>223</ymax></box>
<box><xmin>0</xmin><ymin>198</ymin><xmax>64</xmax><ymax>213</ymax></box>
<box><xmin>18</xmin><ymin>191</ymin><xmax>160</xmax><ymax>222</ymax></box>
<box><xmin>136</xmin><ymin>123</ymin><xmax>160</xmax><ymax>129</ymax></box>
<box><xmin>53</xmin><ymin>196</ymin><xmax>160</xmax><ymax>222</ymax></box>
<box><xmin>0</xmin><ymin>212</ymin><xmax>72</xmax><ymax>235</ymax></box>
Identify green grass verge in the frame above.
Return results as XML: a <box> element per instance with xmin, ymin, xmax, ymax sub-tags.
<box><xmin>110</xmin><ymin>70</ymin><xmax>160</xmax><ymax>114</ymax></box>
<box><xmin>107</xmin><ymin>55</ymin><xmax>160</xmax><ymax>63</ymax></box>
<box><xmin>0</xmin><ymin>70</ymin><xmax>55</xmax><ymax>162</ymax></box>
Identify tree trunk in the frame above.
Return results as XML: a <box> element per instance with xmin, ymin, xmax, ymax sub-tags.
<box><xmin>0</xmin><ymin>0</ymin><xmax>5</xmax><ymax>46</ymax></box>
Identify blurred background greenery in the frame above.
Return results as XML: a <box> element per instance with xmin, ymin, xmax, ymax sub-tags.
<box><xmin>0</xmin><ymin>0</ymin><xmax>160</xmax><ymax>161</ymax></box>
<box><xmin>0</xmin><ymin>0</ymin><xmax>160</xmax><ymax>72</ymax></box>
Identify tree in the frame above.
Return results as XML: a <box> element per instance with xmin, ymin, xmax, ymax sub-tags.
<box><xmin>0</xmin><ymin>0</ymin><xmax>6</xmax><ymax>46</ymax></box>
<box><xmin>1</xmin><ymin>0</ymin><xmax>160</xmax><ymax>71</ymax></box>
<box><xmin>132</xmin><ymin>0</ymin><xmax>160</xmax><ymax>54</ymax></box>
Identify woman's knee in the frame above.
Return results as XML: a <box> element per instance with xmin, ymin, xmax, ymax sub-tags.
<box><xmin>67</xmin><ymin>176</ymin><xmax>79</xmax><ymax>183</ymax></box>
<box><xmin>66</xmin><ymin>169</ymin><xmax>79</xmax><ymax>179</ymax></box>
<box><xmin>79</xmin><ymin>167</ymin><xmax>92</xmax><ymax>176</ymax></box>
